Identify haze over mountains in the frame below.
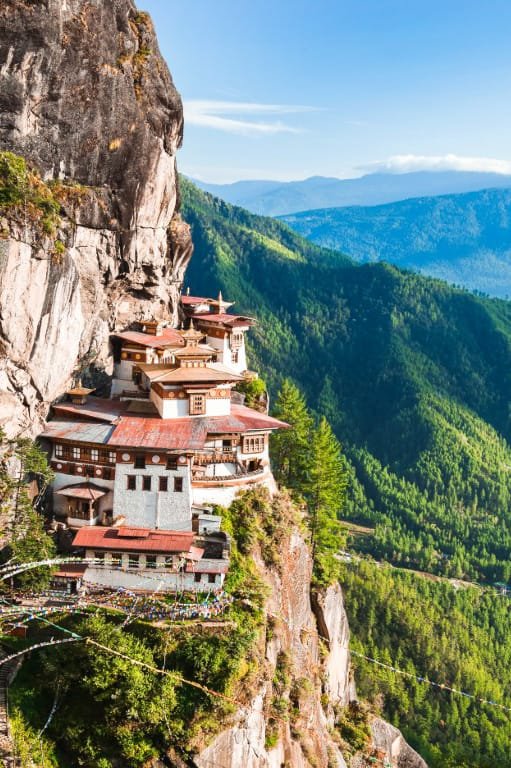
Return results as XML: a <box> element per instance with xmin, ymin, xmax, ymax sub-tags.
<box><xmin>193</xmin><ymin>170</ymin><xmax>511</xmax><ymax>216</ymax></box>
<box><xmin>281</xmin><ymin>188</ymin><xmax>511</xmax><ymax>299</ymax></box>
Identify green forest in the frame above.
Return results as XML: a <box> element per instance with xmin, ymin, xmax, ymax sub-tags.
<box><xmin>181</xmin><ymin>178</ymin><xmax>511</xmax><ymax>766</ymax></box>
<box><xmin>280</xmin><ymin>187</ymin><xmax>511</xmax><ymax>299</ymax></box>
<box><xmin>342</xmin><ymin>560</ymin><xmax>511</xmax><ymax>768</ymax></box>
<box><xmin>181</xmin><ymin>177</ymin><xmax>511</xmax><ymax>583</ymax></box>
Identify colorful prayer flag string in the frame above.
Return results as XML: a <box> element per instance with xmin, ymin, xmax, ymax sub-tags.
<box><xmin>350</xmin><ymin>650</ymin><xmax>511</xmax><ymax>713</ymax></box>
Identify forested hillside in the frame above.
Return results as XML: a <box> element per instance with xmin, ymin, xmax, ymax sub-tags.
<box><xmin>181</xmin><ymin>178</ymin><xmax>511</xmax><ymax>583</ymax></box>
<box><xmin>342</xmin><ymin>560</ymin><xmax>511</xmax><ymax>768</ymax></box>
<box><xmin>281</xmin><ymin>188</ymin><xmax>511</xmax><ymax>298</ymax></box>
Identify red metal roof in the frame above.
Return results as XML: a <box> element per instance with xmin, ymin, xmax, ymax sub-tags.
<box><xmin>41</xmin><ymin>420</ymin><xmax>115</xmax><ymax>443</ymax></box>
<box><xmin>53</xmin><ymin>564</ymin><xmax>87</xmax><ymax>578</ymax></box>
<box><xmin>181</xmin><ymin>295</ymin><xmax>212</xmax><ymax>305</ymax></box>
<box><xmin>194</xmin><ymin>313</ymin><xmax>255</xmax><ymax>327</ymax></box>
<box><xmin>107</xmin><ymin>405</ymin><xmax>288</xmax><ymax>450</ymax></box>
<box><xmin>53</xmin><ymin>397</ymin><xmax>127</xmax><ymax>424</ymax></box>
<box><xmin>229</xmin><ymin>404</ymin><xmax>289</xmax><ymax>431</ymax></box>
<box><xmin>141</xmin><ymin>365</ymin><xmax>243</xmax><ymax>384</ymax></box>
<box><xmin>186</xmin><ymin>546</ymin><xmax>205</xmax><ymax>561</ymax></box>
<box><xmin>108</xmin><ymin>415</ymin><xmax>206</xmax><ymax>450</ymax></box>
<box><xmin>112</xmin><ymin>328</ymin><xmax>185</xmax><ymax>349</ymax></box>
<box><xmin>116</xmin><ymin>527</ymin><xmax>150</xmax><ymax>538</ymax></box>
<box><xmin>72</xmin><ymin>527</ymin><xmax>195</xmax><ymax>554</ymax></box>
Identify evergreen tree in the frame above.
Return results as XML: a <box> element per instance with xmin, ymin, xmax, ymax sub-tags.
<box><xmin>0</xmin><ymin>430</ymin><xmax>56</xmax><ymax>590</ymax></box>
<box><xmin>305</xmin><ymin>416</ymin><xmax>348</xmax><ymax>586</ymax></box>
<box><xmin>271</xmin><ymin>378</ymin><xmax>313</xmax><ymax>491</ymax></box>
<box><xmin>10</xmin><ymin>490</ymin><xmax>56</xmax><ymax>590</ymax></box>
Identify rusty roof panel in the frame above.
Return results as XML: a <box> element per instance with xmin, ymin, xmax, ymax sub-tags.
<box><xmin>55</xmin><ymin>483</ymin><xmax>108</xmax><ymax>500</ymax></box>
<box><xmin>194</xmin><ymin>313</ymin><xmax>255</xmax><ymax>327</ymax></box>
<box><xmin>108</xmin><ymin>417</ymin><xmax>206</xmax><ymax>450</ymax></box>
<box><xmin>52</xmin><ymin>397</ymin><xmax>127</xmax><ymax>423</ymax></box>
<box><xmin>73</xmin><ymin>526</ymin><xmax>195</xmax><ymax>554</ymax></box>
<box><xmin>40</xmin><ymin>421</ymin><xmax>115</xmax><ymax>444</ymax></box>
<box><xmin>112</xmin><ymin>329</ymin><xmax>185</xmax><ymax>348</ymax></box>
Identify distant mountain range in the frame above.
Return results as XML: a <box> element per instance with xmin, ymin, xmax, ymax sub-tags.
<box><xmin>280</xmin><ymin>188</ymin><xmax>511</xmax><ymax>298</ymax></box>
<box><xmin>192</xmin><ymin>171</ymin><xmax>511</xmax><ymax>216</ymax></box>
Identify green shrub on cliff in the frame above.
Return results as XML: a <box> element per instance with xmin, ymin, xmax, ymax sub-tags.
<box><xmin>0</xmin><ymin>151</ymin><xmax>28</xmax><ymax>206</ymax></box>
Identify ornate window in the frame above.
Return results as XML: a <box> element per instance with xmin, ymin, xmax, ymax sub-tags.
<box><xmin>242</xmin><ymin>435</ymin><xmax>265</xmax><ymax>454</ymax></box>
<box><xmin>108</xmin><ymin>451</ymin><xmax>116</xmax><ymax>464</ymax></box>
<box><xmin>55</xmin><ymin>444</ymin><xmax>63</xmax><ymax>458</ymax></box>
<box><xmin>91</xmin><ymin>448</ymin><xmax>99</xmax><ymax>462</ymax></box>
<box><xmin>189</xmin><ymin>393</ymin><xmax>206</xmax><ymax>415</ymax></box>
<box><xmin>72</xmin><ymin>446</ymin><xmax>81</xmax><ymax>460</ymax></box>
<box><xmin>231</xmin><ymin>332</ymin><xmax>243</xmax><ymax>349</ymax></box>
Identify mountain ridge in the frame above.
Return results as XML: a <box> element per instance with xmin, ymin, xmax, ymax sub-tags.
<box><xmin>280</xmin><ymin>187</ymin><xmax>511</xmax><ymax>298</ymax></box>
<box><xmin>193</xmin><ymin>170</ymin><xmax>511</xmax><ymax>216</ymax></box>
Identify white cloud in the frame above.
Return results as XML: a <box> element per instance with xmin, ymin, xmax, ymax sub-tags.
<box><xmin>184</xmin><ymin>100</ymin><xmax>316</xmax><ymax>136</ymax></box>
<box><xmin>361</xmin><ymin>153</ymin><xmax>511</xmax><ymax>175</ymax></box>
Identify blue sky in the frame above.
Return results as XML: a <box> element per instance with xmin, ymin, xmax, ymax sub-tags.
<box><xmin>142</xmin><ymin>0</ymin><xmax>511</xmax><ymax>183</ymax></box>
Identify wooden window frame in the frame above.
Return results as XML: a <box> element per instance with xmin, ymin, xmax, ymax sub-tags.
<box><xmin>242</xmin><ymin>435</ymin><xmax>265</xmax><ymax>454</ymax></box>
<box><xmin>174</xmin><ymin>476</ymin><xmax>183</xmax><ymax>493</ymax></box>
<box><xmin>134</xmin><ymin>455</ymin><xmax>146</xmax><ymax>469</ymax></box>
<box><xmin>142</xmin><ymin>475</ymin><xmax>152</xmax><ymax>492</ymax></box>
<box><xmin>189</xmin><ymin>393</ymin><xmax>206</xmax><ymax>415</ymax></box>
<box><xmin>159</xmin><ymin>476</ymin><xmax>168</xmax><ymax>492</ymax></box>
<box><xmin>127</xmin><ymin>475</ymin><xmax>137</xmax><ymax>491</ymax></box>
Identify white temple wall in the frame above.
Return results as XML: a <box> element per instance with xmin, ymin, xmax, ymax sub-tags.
<box><xmin>150</xmin><ymin>389</ymin><xmax>189</xmax><ymax>418</ymax></box>
<box><xmin>82</xmin><ymin>566</ymin><xmax>217</xmax><ymax>592</ymax></box>
<box><xmin>192</xmin><ymin>473</ymin><xmax>275</xmax><ymax>507</ymax></box>
<box><xmin>113</xmin><ymin>463</ymin><xmax>192</xmax><ymax>530</ymax></box>
<box><xmin>205</xmin><ymin>398</ymin><xmax>231</xmax><ymax>416</ymax></box>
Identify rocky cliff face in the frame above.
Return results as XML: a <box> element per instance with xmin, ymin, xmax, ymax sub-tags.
<box><xmin>0</xmin><ymin>6</ymin><xmax>429</xmax><ymax>767</ymax></box>
<box><xmin>0</xmin><ymin>0</ymin><xmax>192</xmax><ymax>437</ymax></box>
<box><xmin>195</xmin><ymin>529</ymin><xmax>427</xmax><ymax>768</ymax></box>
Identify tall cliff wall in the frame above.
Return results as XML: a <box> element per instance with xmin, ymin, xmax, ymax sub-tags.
<box><xmin>0</xmin><ymin>0</ymin><xmax>192</xmax><ymax>437</ymax></box>
<box><xmin>194</xmin><ymin>527</ymin><xmax>427</xmax><ymax>768</ymax></box>
<box><xmin>0</xmin><ymin>6</ymin><xmax>429</xmax><ymax>767</ymax></box>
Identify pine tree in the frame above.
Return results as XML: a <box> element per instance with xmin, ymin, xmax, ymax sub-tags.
<box><xmin>0</xmin><ymin>429</ymin><xmax>56</xmax><ymax>590</ymax></box>
<box><xmin>271</xmin><ymin>378</ymin><xmax>313</xmax><ymax>491</ymax></box>
<box><xmin>305</xmin><ymin>416</ymin><xmax>348</xmax><ymax>586</ymax></box>
<box><xmin>10</xmin><ymin>491</ymin><xmax>56</xmax><ymax>590</ymax></box>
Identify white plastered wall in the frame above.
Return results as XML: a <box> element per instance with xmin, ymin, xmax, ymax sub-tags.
<box><xmin>113</xmin><ymin>463</ymin><xmax>193</xmax><ymax>531</ymax></box>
